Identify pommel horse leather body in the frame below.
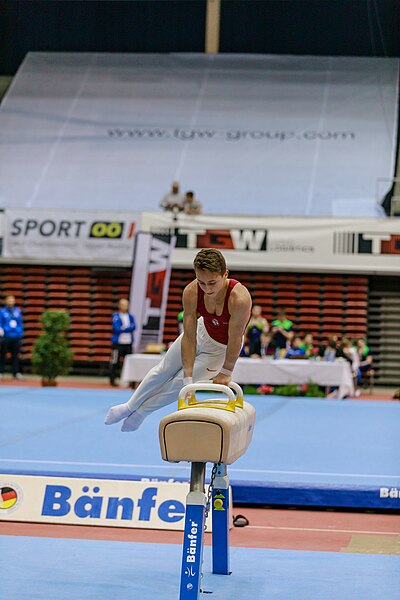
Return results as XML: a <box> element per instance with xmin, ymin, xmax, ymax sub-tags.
<box><xmin>159</xmin><ymin>383</ymin><xmax>256</xmax><ymax>464</ymax></box>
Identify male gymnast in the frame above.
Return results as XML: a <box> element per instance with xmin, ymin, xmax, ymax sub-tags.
<box><xmin>105</xmin><ymin>248</ymin><xmax>252</xmax><ymax>431</ymax></box>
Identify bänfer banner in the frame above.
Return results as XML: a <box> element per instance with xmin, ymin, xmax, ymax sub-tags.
<box><xmin>0</xmin><ymin>473</ymin><xmax>222</xmax><ymax>531</ymax></box>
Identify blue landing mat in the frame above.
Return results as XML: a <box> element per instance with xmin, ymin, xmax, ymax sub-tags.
<box><xmin>2</xmin><ymin>535</ymin><xmax>399</xmax><ymax>600</ymax></box>
<box><xmin>1</xmin><ymin>387</ymin><xmax>399</xmax><ymax>509</ymax></box>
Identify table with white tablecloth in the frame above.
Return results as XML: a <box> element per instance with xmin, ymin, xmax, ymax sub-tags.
<box><xmin>120</xmin><ymin>355</ymin><xmax>354</xmax><ymax>399</ymax></box>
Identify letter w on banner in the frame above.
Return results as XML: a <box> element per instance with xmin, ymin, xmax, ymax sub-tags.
<box><xmin>129</xmin><ymin>232</ymin><xmax>176</xmax><ymax>353</ymax></box>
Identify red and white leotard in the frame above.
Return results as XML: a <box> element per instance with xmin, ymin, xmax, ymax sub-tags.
<box><xmin>197</xmin><ymin>279</ymin><xmax>239</xmax><ymax>345</ymax></box>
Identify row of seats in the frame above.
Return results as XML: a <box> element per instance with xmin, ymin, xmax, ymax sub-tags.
<box><xmin>0</xmin><ymin>265</ymin><xmax>131</xmax><ymax>364</ymax></box>
<box><xmin>0</xmin><ymin>264</ymin><xmax>369</xmax><ymax>368</ymax></box>
<box><xmin>163</xmin><ymin>270</ymin><xmax>368</xmax><ymax>343</ymax></box>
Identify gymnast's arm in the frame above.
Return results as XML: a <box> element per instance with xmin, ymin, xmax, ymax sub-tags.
<box><xmin>181</xmin><ymin>281</ymin><xmax>198</xmax><ymax>381</ymax></box>
<box><xmin>214</xmin><ymin>284</ymin><xmax>252</xmax><ymax>386</ymax></box>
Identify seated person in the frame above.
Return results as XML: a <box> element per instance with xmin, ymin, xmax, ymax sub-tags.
<box><xmin>182</xmin><ymin>191</ymin><xmax>202</xmax><ymax>215</ymax></box>
<box><xmin>321</xmin><ymin>335</ymin><xmax>340</xmax><ymax>361</ymax></box>
<box><xmin>355</xmin><ymin>337</ymin><xmax>374</xmax><ymax>390</ymax></box>
<box><xmin>340</xmin><ymin>338</ymin><xmax>359</xmax><ymax>372</ymax></box>
<box><xmin>356</xmin><ymin>338</ymin><xmax>373</xmax><ymax>372</ymax></box>
<box><xmin>270</xmin><ymin>307</ymin><xmax>294</xmax><ymax>358</ymax></box>
<box><xmin>245</xmin><ymin>304</ymin><xmax>269</xmax><ymax>357</ymax></box>
<box><xmin>285</xmin><ymin>336</ymin><xmax>306</xmax><ymax>359</ymax></box>
<box><xmin>321</xmin><ymin>336</ymin><xmax>356</xmax><ymax>398</ymax></box>
<box><xmin>340</xmin><ymin>338</ymin><xmax>360</xmax><ymax>394</ymax></box>
<box><xmin>299</xmin><ymin>332</ymin><xmax>315</xmax><ymax>357</ymax></box>
<box><xmin>322</xmin><ymin>335</ymin><xmax>354</xmax><ymax>364</ymax></box>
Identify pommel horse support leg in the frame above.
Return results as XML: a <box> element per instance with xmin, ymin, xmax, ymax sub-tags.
<box><xmin>159</xmin><ymin>382</ymin><xmax>256</xmax><ymax>599</ymax></box>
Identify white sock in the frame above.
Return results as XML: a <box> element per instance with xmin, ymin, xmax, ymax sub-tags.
<box><xmin>104</xmin><ymin>402</ymin><xmax>132</xmax><ymax>425</ymax></box>
<box><xmin>121</xmin><ymin>411</ymin><xmax>146</xmax><ymax>432</ymax></box>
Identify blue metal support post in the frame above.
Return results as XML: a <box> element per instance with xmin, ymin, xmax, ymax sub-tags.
<box><xmin>211</xmin><ymin>463</ymin><xmax>230</xmax><ymax>575</ymax></box>
<box><xmin>179</xmin><ymin>462</ymin><xmax>206</xmax><ymax>600</ymax></box>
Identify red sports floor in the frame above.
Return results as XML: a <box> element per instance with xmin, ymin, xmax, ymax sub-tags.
<box><xmin>2</xmin><ymin>507</ymin><xmax>399</xmax><ymax>555</ymax></box>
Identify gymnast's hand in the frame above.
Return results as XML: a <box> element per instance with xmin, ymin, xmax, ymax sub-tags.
<box><xmin>213</xmin><ymin>372</ymin><xmax>231</xmax><ymax>386</ymax></box>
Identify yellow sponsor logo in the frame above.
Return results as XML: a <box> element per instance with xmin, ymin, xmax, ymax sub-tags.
<box><xmin>89</xmin><ymin>222</ymin><xmax>124</xmax><ymax>239</ymax></box>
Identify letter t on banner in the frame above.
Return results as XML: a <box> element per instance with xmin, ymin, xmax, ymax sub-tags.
<box><xmin>129</xmin><ymin>232</ymin><xmax>176</xmax><ymax>354</ymax></box>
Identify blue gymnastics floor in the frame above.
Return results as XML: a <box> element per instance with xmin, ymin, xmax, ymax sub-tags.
<box><xmin>2</xmin><ymin>535</ymin><xmax>399</xmax><ymax>600</ymax></box>
<box><xmin>1</xmin><ymin>387</ymin><xmax>399</xmax><ymax>509</ymax></box>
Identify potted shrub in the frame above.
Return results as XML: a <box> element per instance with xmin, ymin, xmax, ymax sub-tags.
<box><xmin>31</xmin><ymin>311</ymin><xmax>73</xmax><ymax>386</ymax></box>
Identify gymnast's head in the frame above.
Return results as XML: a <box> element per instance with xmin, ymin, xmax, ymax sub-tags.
<box><xmin>193</xmin><ymin>248</ymin><xmax>227</xmax><ymax>275</ymax></box>
<box><xmin>193</xmin><ymin>249</ymin><xmax>228</xmax><ymax>296</ymax></box>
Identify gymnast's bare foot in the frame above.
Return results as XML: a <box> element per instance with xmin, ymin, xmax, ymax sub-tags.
<box><xmin>104</xmin><ymin>402</ymin><xmax>131</xmax><ymax>425</ymax></box>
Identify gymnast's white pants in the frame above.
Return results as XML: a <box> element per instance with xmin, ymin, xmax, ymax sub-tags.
<box><xmin>126</xmin><ymin>317</ymin><xmax>227</xmax><ymax>417</ymax></box>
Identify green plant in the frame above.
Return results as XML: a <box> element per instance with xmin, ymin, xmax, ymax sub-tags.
<box><xmin>243</xmin><ymin>385</ymin><xmax>260</xmax><ymax>395</ymax></box>
<box><xmin>257</xmin><ymin>381</ymin><xmax>326</xmax><ymax>398</ymax></box>
<box><xmin>31</xmin><ymin>311</ymin><xmax>73</xmax><ymax>383</ymax></box>
<box><xmin>303</xmin><ymin>381</ymin><xmax>325</xmax><ymax>397</ymax></box>
<box><xmin>273</xmin><ymin>384</ymin><xmax>301</xmax><ymax>397</ymax></box>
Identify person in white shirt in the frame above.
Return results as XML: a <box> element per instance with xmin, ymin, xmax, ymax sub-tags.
<box><xmin>159</xmin><ymin>181</ymin><xmax>184</xmax><ymax>213</ymax></box>
<box><xmin>340</xmin><ymin>337</ymin><xmax>360</xmax><ymax>395</ymax></box>
<box><xmin>109</xmin><ymin>299</ymin><xmax>136</xmax><ymax>387</ymax></box>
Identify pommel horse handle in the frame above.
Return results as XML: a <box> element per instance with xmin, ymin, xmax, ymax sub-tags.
<box><xmin>178</xmin><ymin>382</ymin><xmax>243</xmax><ymax>412</ymax></box>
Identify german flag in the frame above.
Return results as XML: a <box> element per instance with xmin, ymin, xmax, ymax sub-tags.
<box><xmin>0</xmin><ymin>486</ymin><xmax>18</xmax><ymax>510</ymax></box>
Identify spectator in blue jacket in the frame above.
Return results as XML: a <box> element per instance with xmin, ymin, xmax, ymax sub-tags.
<box><xmin>0</xmin><ymin>295</ymin><xmax>24</xmax><ymax>380</ymax></box>
<box><xmin>110</xmin><ymin>298</ymin><xmax>136</xmax><ymax>387</ymax></box>
<box><xmin>285</xmin><ymin>336</ymin><xmax>306</xmax><ymax>359</ymax></box>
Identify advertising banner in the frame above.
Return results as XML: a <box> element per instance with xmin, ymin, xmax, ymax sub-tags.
<box><xmin>1</xmin><ymin>209</ymin><xmax>399</xmax><ymax>273</ymax></box>
<box><xmin>2</xmin><ymin>209</ymin><xmax>139</xmax><ymax>262</ymax></box>
<box><xmin>0</xmin><ymin>473</ymin><xmax>217</xmax><ymax>531</ymax></box>
<box><xmin>130</xmin><ymin>232</ymin><xmax>176</xmax><ymax>353</ymax></box>
<box><xmin>140</xmin><ymin>212</ymin><xmax>400</xmax><ymax>274</ymax></box>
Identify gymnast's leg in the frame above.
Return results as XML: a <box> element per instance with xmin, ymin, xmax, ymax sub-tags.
<box><xmin>106</xmin><ymin>318</ymin><xmax>227</xmax><ymax>431</ymax></box>
<box><xmin>120</xmin><ymin>343</ymin><xmax>226</xmax><ymax>431</ymax></box>
<box><xmin>104</xmin><ymin>333</ymin><xmax>184</xmax><ymax>426</ymax></box>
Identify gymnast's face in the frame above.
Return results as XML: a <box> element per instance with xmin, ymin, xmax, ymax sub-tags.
<box><xmin>195</xmin><ymin>269</ymin><xmax>228</xmax><ymax>297</ymax></box>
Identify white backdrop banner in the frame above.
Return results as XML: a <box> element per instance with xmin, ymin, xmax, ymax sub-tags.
<box><xmin>141</xmin><ymin>212</ymin><xmax>400</xmax><ymax>274</ymax></box>
<box><xmin>2</xmin><ymin>209</ymin><xmax>139</xmax><ymax>262</ymax></box>
<box><xmin>0</xmin><ymin>53</ymin><xmax>398</xmax><ymax>217</ymax></box>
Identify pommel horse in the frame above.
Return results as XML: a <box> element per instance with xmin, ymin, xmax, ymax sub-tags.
<box><xmin>159</xmin><ymin>382</ymin><xmax>256</xmax><ymax>599</ymax></box>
